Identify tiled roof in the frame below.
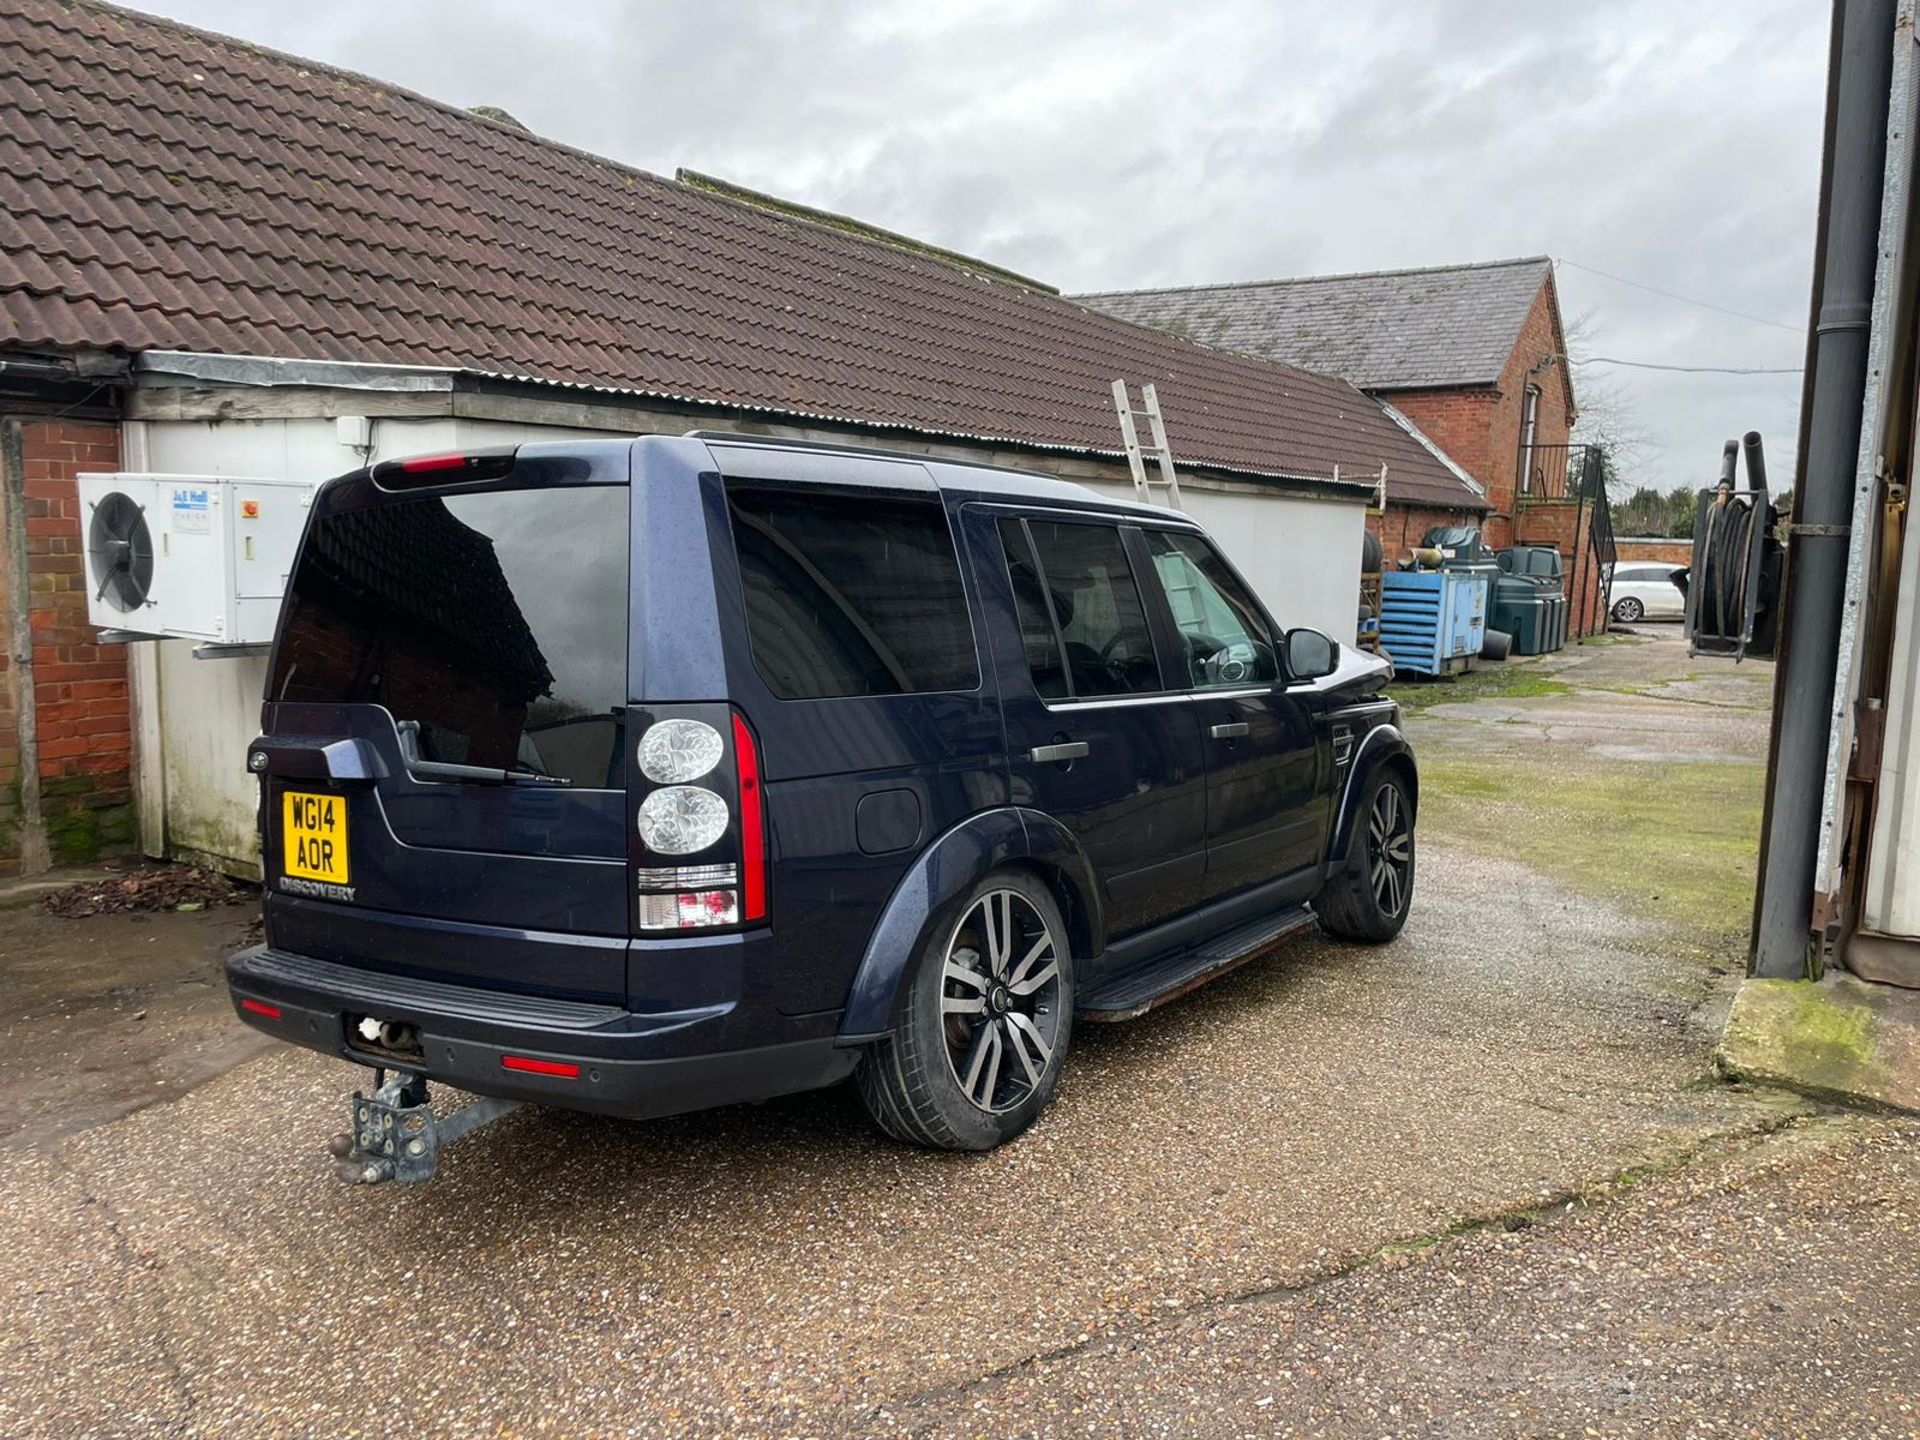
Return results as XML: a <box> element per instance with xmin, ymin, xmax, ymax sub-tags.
<box><xmin>0</xmin><ymin>0</ymin><xmax>1484</xmax><ymax>511</ymax></box>
<box><xmin>1076</xmin><ymin>258</ymin><xmax>1556</xmax><ymax>391</ymax></box>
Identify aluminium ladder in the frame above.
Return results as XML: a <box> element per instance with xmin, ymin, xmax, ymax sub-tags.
<box><xmin>1111</xmin><ymin>380</ymin><xmax>1184</xmax><ymax>511</ymax></box>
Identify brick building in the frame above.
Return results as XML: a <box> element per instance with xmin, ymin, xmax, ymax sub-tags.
<box><xmin>1079</xmin><ymin>258</ymin><xmax>1616</xmax><ymax>633</ymax></box>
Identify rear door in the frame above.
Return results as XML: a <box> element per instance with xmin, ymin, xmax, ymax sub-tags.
<box><xmin>973</xmin><ymin>508</ymin><xmax>1210</xmax><ymax>940</ymax></box>
<box><xmin>1137</xmin><ymin>526</ymin><xmax>1328</xmax><ymax>898</ymax></box>
<box><xmin>258</xmin><ymin>445</ymin><xmax>635</xmax><ymax>1002</ymax></box>
<box><xmin>1653</xmin><ymin>567</ymin><xmax>1689</xmax><ymax>617</ymax></box>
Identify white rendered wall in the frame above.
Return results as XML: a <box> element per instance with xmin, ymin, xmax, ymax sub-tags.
<box><xmin>1073</xmin><ymin>477</ymin><xmax>1366</xmax><ymax>642</ymax></box>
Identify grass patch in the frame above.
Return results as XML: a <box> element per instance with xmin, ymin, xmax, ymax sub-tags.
<box><xmin>1390</xmin><ymin>666</ymin><xmax>1574</xmax><ymax>713</ymax></box>
<box><xmin>1417</xmin><ymin>751</ymin><xmax>1763</xmax><ymax>943</ymax></box>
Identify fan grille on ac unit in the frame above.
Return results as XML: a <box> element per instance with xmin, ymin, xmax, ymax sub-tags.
<box><xmin>87</xmin><ymin>491</ymin><xmax>155</xmax><ymax>613</ymax></box>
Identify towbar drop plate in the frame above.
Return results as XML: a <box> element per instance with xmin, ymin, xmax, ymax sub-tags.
<box><xmin>331</xmin><ymin>1073</ymin><xmax>519</xmax><ymax>1185</ymax></box>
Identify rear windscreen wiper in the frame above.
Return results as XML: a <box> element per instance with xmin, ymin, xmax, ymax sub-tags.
<box><xmin>404</xmin><ymin>758</ymin><xmax>572</xmax><ymax>787</ymax></box>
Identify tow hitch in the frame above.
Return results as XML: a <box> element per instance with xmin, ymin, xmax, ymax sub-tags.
<box><xmin>328</xmin><ymin>1069</ymin><xmax>520</xmax><ymax>1185</ymax></box>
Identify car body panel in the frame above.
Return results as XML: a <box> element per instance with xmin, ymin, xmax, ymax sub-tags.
<box><xmin>1608</xmin><ymin>563</ymin><xmax>1688</xmax><ymax>619</ymax></box>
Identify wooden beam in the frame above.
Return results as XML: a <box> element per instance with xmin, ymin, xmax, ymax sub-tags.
<box><xmin>126</xmin><ymin>385</ymin><xmax>451</xmax><ymax>422</ymax></box>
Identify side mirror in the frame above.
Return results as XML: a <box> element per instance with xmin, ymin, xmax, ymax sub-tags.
<box><xmin>1285</xmin><ymin>627</ymin><xmax>1339</xmax><ymax>681</ymax></box>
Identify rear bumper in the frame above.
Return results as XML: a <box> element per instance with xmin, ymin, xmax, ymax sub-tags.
<box><xmin>225</xmin><ymin>945</ymin><xmax>856</xmax><ymax>1120</ymax></box>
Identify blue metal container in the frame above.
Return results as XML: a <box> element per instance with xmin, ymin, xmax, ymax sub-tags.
<box><xmin>1380</xmin><ymin>569</ymin><xmax>1489</xmax><ymax>676</ymax></box>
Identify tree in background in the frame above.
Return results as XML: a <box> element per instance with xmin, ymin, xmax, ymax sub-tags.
<box><xmin>1613</xmin><ymin>481</ymin><xmax>1700</xmax><ymax>537</ymax></box>
<box><xmin>1667</xmin><ymin>485</ymin><xmax>1696</xmax><ymax>538</ymax></box>
<box><xmin>1616</xmin><ymin>484</ymin><xmax>1669</xmax><ymax>535</ymax></box>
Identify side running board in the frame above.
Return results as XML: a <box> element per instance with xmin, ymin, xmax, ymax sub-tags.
<box><xmin>1076</xmin><ymin>904</ymin><xmax>1317</xmax><ymax>1022</ymax></box>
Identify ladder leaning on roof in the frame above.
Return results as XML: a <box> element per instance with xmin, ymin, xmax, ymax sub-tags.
<box><xmin>1111</xmin><ymin>380</ymin><xmax>1184</xmax><ymax>511</ymax></box>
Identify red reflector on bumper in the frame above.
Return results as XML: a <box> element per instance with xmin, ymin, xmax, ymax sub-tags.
<box><xmin>240</xmin><ymin>998</ymin><xmax>281</xmax><ymax>1021</ymax></box>
<box><xmin>501</xmin><ymin>1054</ymin><xmax>581</xmax><ymax>1078</ymax></box>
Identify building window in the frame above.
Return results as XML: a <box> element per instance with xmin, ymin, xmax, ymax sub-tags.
<box><xmin>1519</xmin><ymin>384</ymin><xmax>1542</xmax><ymax>495</ymax></box>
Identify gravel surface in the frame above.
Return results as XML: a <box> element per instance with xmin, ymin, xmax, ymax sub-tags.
<box><xmin>879</xmin><ymin>1118</ymin><xmax>1920</xmax><ymax>1438</ymax></box>
<box><xmin>0</xmin><ymin>632</ymin><xmax>1890</xmax><ymax>1439</ymax></box>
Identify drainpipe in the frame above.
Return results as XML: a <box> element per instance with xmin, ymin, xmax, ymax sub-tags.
<box><xmin>1754</xmin><ymin>0</ymin><xmax>1897</xmax><ymax>978</ymax></box>
<box><xmin>0</xmin><ymin>420</ymin><xmax>49</xmax><ymax>873</ymax></box>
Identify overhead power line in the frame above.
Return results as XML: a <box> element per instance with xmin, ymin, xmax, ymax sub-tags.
<box><xmin>1556</xmin><ymin>257</ymin><xmax>1807</xmax><ymax>333</ymax></box>
<box><xmin>1571</xmin><ymin>354</ymin><xmax>1804</xmax><ymax>376</ymax></box>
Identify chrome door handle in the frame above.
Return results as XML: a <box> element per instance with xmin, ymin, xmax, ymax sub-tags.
<box><xmin>1029</xmin><ymin>741</ymin><xmax>1089</xmax><ymax>763</ymax></box>
<box><xmin>1209</xmin><ymin>722</ymin><xmax>1250</xmax><ymax>739</ymax></box>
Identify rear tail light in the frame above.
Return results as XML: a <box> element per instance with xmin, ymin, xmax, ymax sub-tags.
<box><xmin>733</xmin><ymin>713</ymin><xmax>766</xmax><ymax>921</ymax></box>
<box><xmin>240</xmin><ymin>997</ymin><xmax>281</xmax><ymax>1021</ymax></box>
<box><xmin>637</xmin><ymin>884</ymin><xmax>740</xmax><ymax>930</ymax></box>
<box><xmin>630</xmin><ymin>708</ymin><xmax>768</xmax><ymax>931</ymax></box>
<box><xmin>637</xmin><ymin>785</ymin><xmax>729</xmax><ymax>854</ymax></box>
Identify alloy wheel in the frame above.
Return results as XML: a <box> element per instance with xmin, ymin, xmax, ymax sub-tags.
<box><xmin>1368</xmin><ymin>783</ymin><xmax>1413</xmax><ymax>919</ymax></box>
<box><xmin>939</xmin><ymin>889</ymin><xmax>1063</xmax><ymax>1113</ymax></box>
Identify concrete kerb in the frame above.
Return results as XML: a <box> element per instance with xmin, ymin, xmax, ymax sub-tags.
<box><xmin>1716</xmin><ymin>972</ymin><xmax>1920</xmax><ymax>1115</ymax></box>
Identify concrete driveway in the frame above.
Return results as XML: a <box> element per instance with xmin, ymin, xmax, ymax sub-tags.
<box><xmin>6</xmin><ymin>633</ymin><xmax>1904</xmax><ymax>1438</ymax></box>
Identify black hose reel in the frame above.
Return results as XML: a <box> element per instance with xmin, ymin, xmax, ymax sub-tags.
<box><xmin>1685</xmin><ymin>432</ymin><xmax>1784</xmax><ymax>660</ymax></box>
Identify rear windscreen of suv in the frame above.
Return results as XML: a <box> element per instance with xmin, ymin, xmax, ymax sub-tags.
<box><xmin>269</xmin><ymin>485</ymin><xmax>629</xmax><ymax>788</ymax></box>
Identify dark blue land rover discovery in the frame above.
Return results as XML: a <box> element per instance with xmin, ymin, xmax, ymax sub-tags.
<box><xmin>228</xmin><ymin>432</ymin><xmax>1416</xmax><ymax>1155</ymax></box>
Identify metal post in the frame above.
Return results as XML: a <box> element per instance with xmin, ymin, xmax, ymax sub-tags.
<box><xmin>1739</xmin><ymin>432</ymin><xmax>1771</xmax><ymax>656</ymax></box>
<box><xmin>1754</xmin><ymin>0</ymin><xmax>1897</xmax><ymax>977</ymax></box>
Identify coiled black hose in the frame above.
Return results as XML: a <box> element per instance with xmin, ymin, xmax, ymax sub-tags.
<box><xmin>1696</xmin><ymin>494</ymin><xmax>1759</xmax><ymax>643</ymax></box>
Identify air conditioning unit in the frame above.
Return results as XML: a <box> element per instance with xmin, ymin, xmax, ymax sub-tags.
<box><xmin>78</xmin><ymin>474</ymin><xmax>316</xmax><ymax>646</ymax></box>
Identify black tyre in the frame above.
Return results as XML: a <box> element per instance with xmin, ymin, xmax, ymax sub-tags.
<box><xmin>1612</xmin><ymin>596</ymin><xmax>1644</xmax><ymax>623</ymax></box>
<box><xmin>856</xmin><ymin>871</ymin><xmax>1073</xmax><ymax>1151</ymax></box>
<box><xmin>1315</xmin><ymin>768</ymin><xmax>1415</xmax><ymax>943</ymax></box>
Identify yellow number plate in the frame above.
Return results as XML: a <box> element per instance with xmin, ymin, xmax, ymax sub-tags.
<box><xmin>282</xmin><ymin>790</ymin><xmax>349</xmax><ymax>884</ymax></box>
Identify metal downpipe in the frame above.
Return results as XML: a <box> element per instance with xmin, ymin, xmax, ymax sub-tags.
<box><xmin>1754</xmin><ymin>0</ymin><xmax>1898</xmax><ymax>977</ymax></box>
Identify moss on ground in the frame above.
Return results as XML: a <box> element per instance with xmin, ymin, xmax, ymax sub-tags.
<box><xmin>1391</xmin><ymin>667</ymin><xmax>1574</xmax><ymax>714</ymax></box>
<box><xmin>1716</xmin><ymin>979</ymin><xmax>1890</xmax><ymax>1106</ymax></box>
<box><xmin>1416</xmin><ymin>751</ymin><xmax>1763</xmax><ymax>944</ymax></box>
<box><xmin>1573</xmin><ymin>632</ymin><xmax>1649</xmax><ymax>649</ymax></box>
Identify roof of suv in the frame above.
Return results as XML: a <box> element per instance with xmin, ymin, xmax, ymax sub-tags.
<box><xmin>691</xmin><ymin>432</ymin><xmax>1183</xmax><ymax>522</ymax></box>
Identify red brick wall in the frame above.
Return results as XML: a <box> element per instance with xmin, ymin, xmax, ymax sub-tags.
<box><xmin>1388</xmin><ymin>389</ymin><xmax>1500</xmax><ymax>490</ymax></box>
<box><xmin>1493</xmin><ymin>277</ymin><xmax>1575</xmax><ymax>513</ymax></box>
<box><xmin>0</xmin><ymin>417</ymin><xmax>134</xmax><ymax>873</ymax></box>
<box><xmin>1615</xmin><ymin>537</ymin><xmax>1693</xmax><ymax>566</ymax></box>
<box><xmin>1380</xmin><ymin>273</ymin><xmax>1573</xmax><ymax>553</ymax></box>
<box><xmin>1369</xmin><ymin>503</ymin><xmax>1483</xmax><ymax>562</ymax></box>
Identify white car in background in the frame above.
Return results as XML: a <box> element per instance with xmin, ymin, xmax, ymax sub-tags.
<box><xmin>1607</xmin><ymin>562</ymin><xmax>1688</xmax><ymax>622</ymax></box>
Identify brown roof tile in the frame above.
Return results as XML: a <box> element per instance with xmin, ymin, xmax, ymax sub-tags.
<box><xmin>0</xmin><ymin>0</ymin><xmax>1483</xmax><ymax>509</ymax></box>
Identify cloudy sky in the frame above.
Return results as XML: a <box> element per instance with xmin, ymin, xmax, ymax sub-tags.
<box><xmin>134</xmin><ymin>0</ymin><xmax>1827</xmax><ymax>496</ymax></box>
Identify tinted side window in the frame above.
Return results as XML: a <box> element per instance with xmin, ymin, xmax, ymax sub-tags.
<box><xmin>1143</xmin><ymin>530</ymin><xmax>1278</xmax><ymax>687</ymax></box>
<box><xmin>998</xmin><ymin>518</ymin><xmax>1068</xmax><ymax>699</ymax></box>
<box><xmin>1025</xmin><ymin>520</ymin><xmax>1161</xmax><ymax>696</ymax></box>
<box><xmin>727</xmin><ymin>485</ymin><xmax>979</xmax><ymax>700</ymax></box>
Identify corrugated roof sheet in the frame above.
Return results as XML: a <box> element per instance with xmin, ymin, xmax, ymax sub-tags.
<box><xmin>1076</xmin><ymin>258</ymin><xmax>1555</xmax><ymax>391</ymax></box>
<box><xmin>0</xmin><ymin>0</ymin><xmax>1484</xmax><ymax>510</ymax></box>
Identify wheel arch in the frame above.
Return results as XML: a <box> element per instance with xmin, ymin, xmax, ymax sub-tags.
<box><xmin>1327</xmin><ymin>724</ymin><xmax>1418</xmax><ymax>873</ymax></box>
<box><xmin>837</xmin><ymin>807</ymin><xmax>1103</xmax><ymax>1043</ymax></box>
